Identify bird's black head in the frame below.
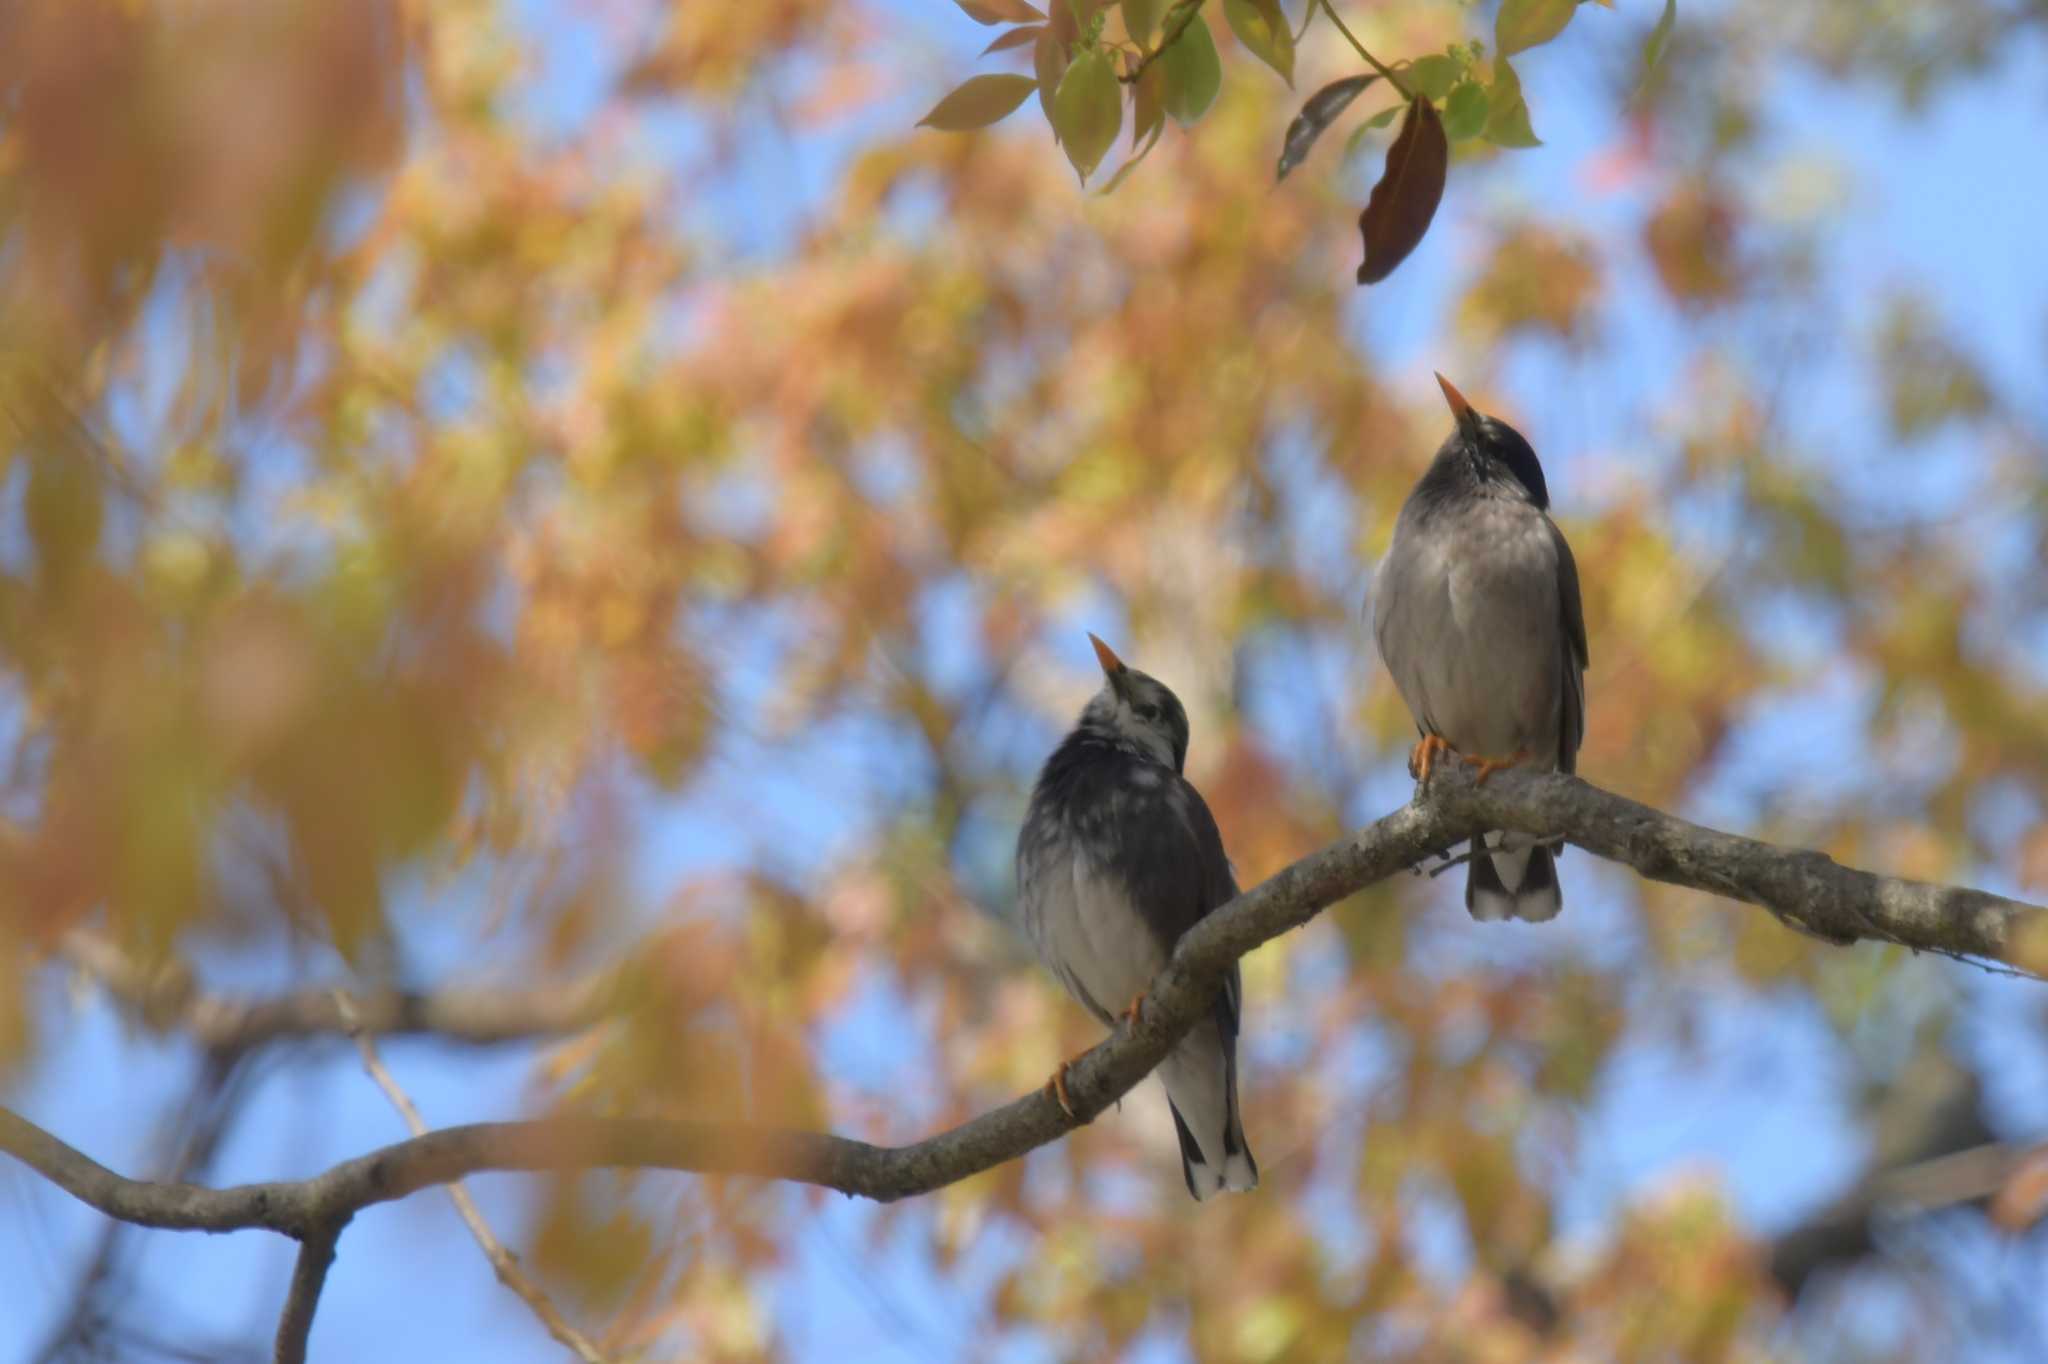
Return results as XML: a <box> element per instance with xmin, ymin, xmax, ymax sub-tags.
<box><xmin>1430</xmin><ymin>373</ymin><xmax>1549</xmax><ymax>510</ymax></box>
<box><xmin>1078</xmin><ymin>633</ymin><xmax>1191</xmax><ymax>772</ymax></box>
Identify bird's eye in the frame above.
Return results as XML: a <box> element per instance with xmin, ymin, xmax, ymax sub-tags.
<box><xmin>1134</xmin><ymin>703</ymin><xmax>1161</xmax><ymax>722</ymax></box>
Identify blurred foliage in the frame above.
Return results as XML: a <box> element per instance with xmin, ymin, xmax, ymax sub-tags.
<box><xmin>2</xmin><ymin>0</ymin><xmax>2046</xmax><ymax>1359</ymax></box>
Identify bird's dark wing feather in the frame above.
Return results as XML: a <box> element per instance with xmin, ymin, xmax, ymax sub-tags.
<box><xmin>1100</xmin><ymin>770</ymin><xmax>1238</xmax><ymax>939</ymax></box>
<box><xmin>1045</xmin><ymin>742</ymin><xmax>1244</xmax><ymax>1034</ymax></box>
<box><xmin>1078</xmin><ymin>760</ymin><xmax>1241</xmax><ymax>1022</ymax></box>
<box><xmin>1550</xmin><ymin>519</ymin><xmax>1588</xmax><ymax>773</ymax></box>
<box><xmin>1175</xmin><ymin>784</ymin><xmax>1244</xmax><ymax>1040</ymax></box>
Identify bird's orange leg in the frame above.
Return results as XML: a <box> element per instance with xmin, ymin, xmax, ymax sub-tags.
<box><xmin>1120</xmin><ymin>991</ymin><xmax>1146</xmax><ymax>1028</ymax></box>
<box><xmin>1409</xmin><ymin>729</ymin><xmax>1458</xmax><ymax>782</ymax></box>
<box><xmin>1409</xmin><ymin>734</ymin><xmax>1454</xmax><ymax>784</ymax></box>
<box><xmin>1461</xmin><ymin>748</ymin><xmax>1532</xmax><ymax>785</ymax></box>
<box><xmin>1047</xmin><ymin>1059</ymin><xmax>1079</xmax><ymax>1119</ymax></box>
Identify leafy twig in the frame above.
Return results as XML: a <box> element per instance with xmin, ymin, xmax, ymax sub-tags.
<box><xmin>1121</xmin><ymin>0</ymin><xmax>1208</xmax><ymax>84</ymax></box>
<box><xmin>1318</xmin><ymin>0</ymin><xmax>1412</xmax><ymax>100</ymax></box>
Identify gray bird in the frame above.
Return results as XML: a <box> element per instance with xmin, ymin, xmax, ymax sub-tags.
<box><xmin>1015</xmin><ymin>634</ymin><xmax>1257</xmax><ymax>1200</ymax></box>
<box><xmin>1372</xmin><ymin>374</ymin><xmax>1588</xmax><ymax>921</ymax></box>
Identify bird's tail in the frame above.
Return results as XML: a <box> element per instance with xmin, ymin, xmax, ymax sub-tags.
<box><xmin>1466</xmin><ymin>834</ymin><xmax>1563</xmax><ymax>923</ymax></box>
<box><xmin>1160</xmin><ymin>1021</ymin><xmax>1257</xmax><ymax>1201</ymax></box>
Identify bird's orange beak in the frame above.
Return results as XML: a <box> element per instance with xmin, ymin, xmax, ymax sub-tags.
<box><xmin>1434</xmin><ymin>372</ymin><xmax>1474</xmax><ymax>424</ymax></box>
<box><xmin>1088</xmin><ymin>632</ymin><xmax>1126</xmax><ymax>678</ymax></box>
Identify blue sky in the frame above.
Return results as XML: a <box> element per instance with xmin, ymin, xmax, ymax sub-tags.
<box><xmin>5</xmin><ymin>3</ymin><xmax>2047</xmax><ymax>1360</ymax></box>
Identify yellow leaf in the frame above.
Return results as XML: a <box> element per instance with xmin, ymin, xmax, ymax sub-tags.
<box><xmin>918</xmin><ymin>73</ymin><xmax>1039</xmax><ymax>130</ymax></box>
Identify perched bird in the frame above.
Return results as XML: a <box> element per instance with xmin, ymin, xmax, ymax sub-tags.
<box><xmin>1372</xmin><ymin>374</ymin><xmax>1588</xmax><ymax>922</ymax></box>
<box><xmin>1015</xmin><ymin>634</ymin><xmax>1257</xmax><ymax>1200</ymax></box>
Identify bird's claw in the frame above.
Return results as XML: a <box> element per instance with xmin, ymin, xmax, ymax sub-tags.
<box><xmin>1047</xmin><ymin>1060</ymin><xmax>1078</xmax><ymax>1120</ymax></box>
<box><xmin>1461</xmin><ymin>749</ymin><xmax>1531</xmax><ymax>785</ymax></box>
<box><xmin>1119</xmin><ymin>991</ymin><xmax>1147</xmax><ymax>1028</ymax></box>
<box><xmin>1408</xmin><ymin>734</ymin><xmax>1454</xmax><ymax>785</ymax></box>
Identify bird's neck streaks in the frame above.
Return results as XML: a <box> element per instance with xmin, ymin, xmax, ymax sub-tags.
<box><xmin>1410</xmin><ymin>442</ymin><xmax>1544</xmax><ymax>516</ymax></box>
<box><xmin>1037</xmin><ymin>727</ymin><xmax>1173</xmax><ymax>793</ymax></box>
<box><xmin>1411</xmin><ymin>418</ymin><xmax>1551</xmax><ymax>513</ymax></box>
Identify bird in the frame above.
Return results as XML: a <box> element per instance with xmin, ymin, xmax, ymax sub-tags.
<box><xmin>1014</xmin><ymin>633</ymin><xmax>1258</xmax><ymax>1200</ymax></box>
<box><xmin>1372</xmin><ymin>374</ymin><xmax>1588</xmax><ymax>922</ymax></box>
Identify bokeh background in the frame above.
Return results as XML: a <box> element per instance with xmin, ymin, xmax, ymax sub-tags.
<box><xmin>4</xmin><ymin>0</ymin><xmax>2048</xmax><ymax>1359</ymax></box>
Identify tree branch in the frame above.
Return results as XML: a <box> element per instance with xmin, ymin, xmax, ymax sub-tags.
<box><xmin>274</xmin><ymin>1220</ymin><xmax>343</xmax><ymax>1364</ymax></box>
<box><xmin>6</xmin><ymin>769</ymin><xmax>2045</xmax><ymax>1360</ymax></box>
<box><xmin>58</xmin><ymin>930</ymin><xmax>610</xmax><ymax>1049</ymax></box>
<box><xmin>333</xmin><ymin>991</ymin><xmax>608</xmax><ymax>1363</ymax></box>
<box><xmin>1425</xmin><ymin>766</ymin><xmax>2042</xmax><ymax>966</ymax></box>
<box><xmin>1317</xmin><ymin>0</ymin><xmax>1413</xmax><ymax>100</ymax></box>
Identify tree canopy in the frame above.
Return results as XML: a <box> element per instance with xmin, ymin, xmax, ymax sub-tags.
<box><xmin>3</xmin><ymin>1</ymin><xmax>2047</xmax><ymax>1359</ymax></box>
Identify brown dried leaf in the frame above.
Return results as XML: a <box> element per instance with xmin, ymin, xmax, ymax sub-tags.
<box><xmin>1356</xmin><ymin>96</ymin><xmax>1448</xmax><ymax>285</ymax></box>
<box><xmin>1644</xmin><ymin>178</ymin><xmax>1738</xmax><ymax>302</ymax></box>
<box><xmin>1034</xmin><ymin>24</ymin><xmax>1070</xmax><ymax>128</ymax></box>
<box><xmin>1131</xmin><ymin>59</ymin><xmax>1166</xmax><ymax>148</ymax></box>
<box><xmin>982</xmin><ymin>24</ymin><xmax>1044</xmax><ymax>55</ymax></box>
<box><xmin>954</xmin><ymin>0</ymin><xmax>1047</xmax><ymax>24</ymax></box>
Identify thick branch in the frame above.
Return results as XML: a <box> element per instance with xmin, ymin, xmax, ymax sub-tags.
<box><xmin>11</xmin><ymin>772</ymin><xmax>2046</xmax><ymax>1218</ymax></box>
<box><xmin>4</xmin><ymin>769</ymin><xmax>2043</xmax><ymax>1356</ymax></box>
<box><xmin>1424</xmin><ymin>765</ymin><xmax>2042</xmax><ymax>965</ymax></box>
<box><xmin>0</xmin><ymin>794</ymin><xmax>1445</xmax><ymax>1230</ymax></box>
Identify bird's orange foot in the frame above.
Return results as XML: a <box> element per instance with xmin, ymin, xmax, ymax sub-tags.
<box><xmin>1462</xmin><ymin>749</ymin><xmax>1532</xmax><ymax>785</ymax></box>
<box><xmin>1409</xmin><ymin>734</ymin><xmax>1455</xmax><ymax>785</ymax></box>
<box><xmin>1120</xmin><ymin>992</ymin><xmax>1147</xmax><ymax>1028</ymax></box>
<box><xmin>1047</xmin><ymin>1060</ymin><xmax>1078</xmax><ymax>1120</ymax></box>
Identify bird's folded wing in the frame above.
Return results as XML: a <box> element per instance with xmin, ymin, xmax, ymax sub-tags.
<box><xmin>1550</xmin><ymin>518</ymin><xmax>1588</xmax><ymax>773</ymax></box>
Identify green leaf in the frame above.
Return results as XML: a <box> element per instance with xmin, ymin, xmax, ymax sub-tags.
<box><xmin>1643</xmin><ymin>0</ymin><xmax>1676</xmax><ymax>72</ymax></box>
<box><xmin>1121</xmin><ymin>0</ymin><xmax>1159</xmax><ymax>45</ymax></box>
<box><xmin>1342</xmin><ymin>101</ymin><xmax>1405</xmax><ymax>159</ymax></box>
<box><xmin>1495</xmin><ymin>0</ymin><xmax>1577</xmax><ymax>57</ymax></box>
<box><xmin>1442</xmin><ymin>79</ymin><xmax>1490</xmax><ymax>140</ymax></box>
<box><xmin>1161</xmin><ymin>13</ymin><xmax>1221</xmax><ymax>125</ymax></box>
<box><xmin>1223</xmin><ymin>0</ymin><xmax>1294</xmax><ymax>86</ymax></box>
<box><xmin>1051</xmin><ymin>49</ymin><xmax>1121</xmax><ymax>182</ymax></box>
<box><xmin>917</xmin><ymin>73</ymin><xmax>1040</xmax><ymax>130</ymax></box>
<box><xmin>1405</xmin><ymin>54</ymin><xmax>1463</xmax><ymax>100</ymax></box>
<box><xmin>954</xmin><ymin>0</ymin><xmax>1048</xmax><ymax>23</ymax></box>
<box><xmin>1099</xmin><ymin>102</ymin><xmax>1167</xmax><ymax>193</ymax></box>
<box><xmin>1482</xmin><ymin>57</ymin><xmax>1540</xmax><ymax>146</ymax></box>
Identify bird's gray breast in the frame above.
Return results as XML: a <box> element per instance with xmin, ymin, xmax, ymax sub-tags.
<box><xmin>1373</xmin><ymin>497</ymin><xmax>1566</xmax><ymax>762</ymax></box>
<box><xmin>1016</xmin><ymin>810</ymin><xmax>1170</xmax><ymax>1027</ymax></box>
